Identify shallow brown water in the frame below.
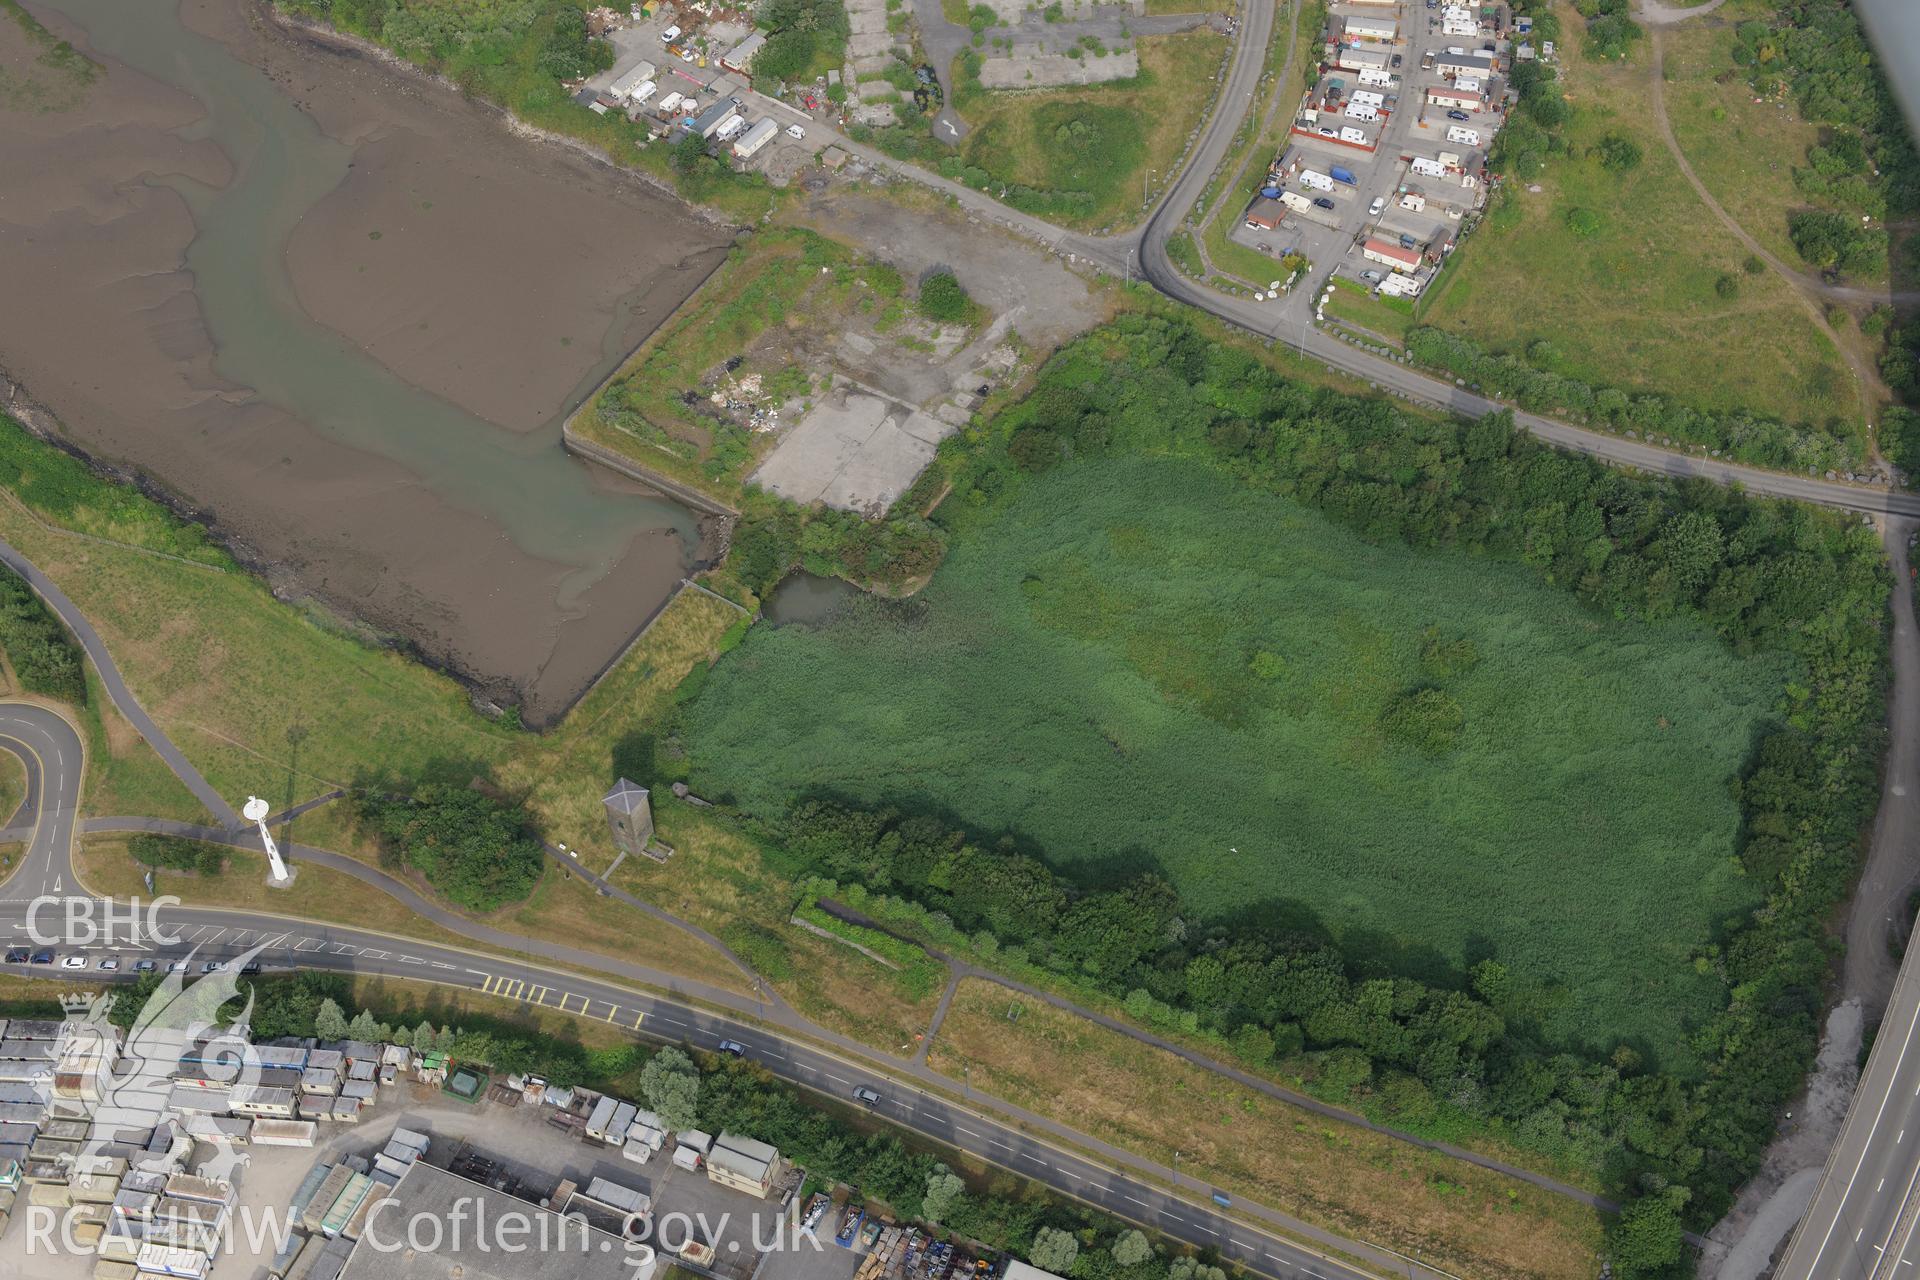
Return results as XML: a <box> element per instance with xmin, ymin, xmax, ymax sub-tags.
<box><xmin>0</xmin><ymin>0</ymin><xmax>732</xmax><ymax>724</ymax></box>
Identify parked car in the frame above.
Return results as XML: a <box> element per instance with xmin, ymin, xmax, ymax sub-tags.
<box><xmin>785</xmin><ymin>124</ymin><xmax>806</xmax><ymax>139</ymax></box>
<box><xmin>61</xmin><ymin>955</ymin><xmax>86</xmax><ymax>969</ymax></box>
<box><xmin>853</xmin><ymin>1086</ymin><xmax>882</xmax><ymax>1106</ymax></box>
<box><xmin>1390</xmin><ymin>53</ymin><xmax>1403</xmax><ymax>68</ymax></box>
<box><xmin>660</xmin><ymin>23</ymin><xmax>681</xmax><ymax>42</ymax></box>
<box><xmin>135</xmin><ymin>959</ymin><xmax>157</xmax><ymax>972</ymax></box>
<box><xmin>202</xmin><ymin>960</ymin><xmax>227</xmax><ymax>973</ymax></box>
<box><xmin>1361</xmin><ymin>269</ymin><xmax>1383</xmax><ymax>282</ymax></box>
<box><xmin>241</xmin><ymin>961</ymin><xmax>262</xmax><ymax>975</ymax></box>
<box><xmin>717</xmin><ymin>1039</ymin><xmax>748</xmax><ymax>1057</ymax></box>
<box><xmin>1447</xmin><ymin>109</ymin><xmax>1471</xmax><ymax>121</ymax></box>
<box><xmin>30</xmin><ymin>950</ymin><xmax>53</xmax><ymax>965</ymax></box>
<box><xmin>97</xmin><ymin>958</ymin><xmax>120</xmax><ymax>971</ymax></box>
<box><xmin>1312</xmin><ymin>197</ymin><xmax>1335</xmax><ymax>210</ymax></box>
<box><xmin>4</xmin><ymin>949</ymin><xmax>28</xmax><ymax>964</ymax></box>
<box><xmin>168</xmin><ymin>960</ymin><xmax>189</xmax><ymax>973</ymax></box>
<box><xmin>1368</xmin><ymin>196</ymin><xmax>1386</xmax><ymax>216</ymax></box>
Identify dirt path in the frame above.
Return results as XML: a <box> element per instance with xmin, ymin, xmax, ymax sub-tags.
<box><xmin>1644</xmin><ymin>23</ymin><xmax>1889</xmax><ymax>434</ymax></box>
<box><xmin>1643</xmin><ymin>18</ymin><xmax>1919</xmax><ymax>318</ymax></box>
<box><xmin>1638</xmin><ymin>0</ymin><xmax>1727</xmax><ymax>23</ymax></box>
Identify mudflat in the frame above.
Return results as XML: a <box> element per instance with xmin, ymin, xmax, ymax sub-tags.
<box><xmin>0</xmin><ymin>0</ymin><xmax>732</xmax><ymax>724</ymax></box>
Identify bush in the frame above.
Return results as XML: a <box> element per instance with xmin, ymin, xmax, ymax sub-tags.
<box><xmin>355</xmin><ymin>783</ymin><xmax>545</xmax><ymax>910</ymax></box>
<box><xmin>0</xmin><ymin>566</ymin><xmax>84</xmax><ymax>703</ymax></box>
<box><xmin>1789</xmin><ymin>209</ymin><xmax>1888</xmax><ymax>277</ymax></box>
<box><xmin>1564</xmin><ymin>207</ymin><xmax>1604</xmax><ymax>237</ymax></box>
<box><xmin>917</xmin><ymin>270</ymin><xmax>974</xmax><ymax>323</ymax></box>
<box><xmin>1744</xmin><ymin>254</ymin><xmax>1766</xmax><ymax>275</ymax></box>
<box><xmin>129</xmin><ymin>833</ymin><xmax>226</xmax><ymax>876</ymax></box>
<box><xmin>1593</xmin><ymin>132</ymin><xmax>1642</xmax><ymax>171</ymax></box>
<box><xmin>1714</xmin><ymin>273</ymin><xmax>1739</xmax><ymax>298</ymax></box>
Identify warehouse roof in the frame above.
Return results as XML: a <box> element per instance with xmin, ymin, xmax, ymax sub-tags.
<box><xmin>342</xmin><ymin>1164</ymin><xmax>653</xmax><ymax>1280</ymax></box>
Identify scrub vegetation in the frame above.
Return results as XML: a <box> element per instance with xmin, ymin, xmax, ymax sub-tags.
<box><xmin>1416</xmin><ymin>12</ymin><xmax>1857</xmax><ymax>443</ymax></box>
<box><xmin>0</xmin><ymin>564</ymin><xmax>84</xmax><ymax>701</ymax></box>
<box><xmin>676</xmin><ymin>313</ymin><xmax>1889</xmax><ymax>1264</ymax></box>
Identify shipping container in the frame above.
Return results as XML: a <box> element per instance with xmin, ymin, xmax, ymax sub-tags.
<box><xmin>584</xmin><ymin>1176</ymin><xmax>649</xmax><ymax>1215</ymax></box>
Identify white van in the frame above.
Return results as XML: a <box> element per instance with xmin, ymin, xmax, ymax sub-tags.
<box><xmin>661</xmin><ymin>24</ymin><xmax>682</xmax><ymax>42</ymax></box>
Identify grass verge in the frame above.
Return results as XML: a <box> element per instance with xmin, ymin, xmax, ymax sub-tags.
<box><xmin>926</xmin><ymin>978</ymin><xmax>1604</xmax><ymax>1280</ymax></box>
<box><xmin>1321</xmin><ymin>275</ymin><xmax>1414</xmax><ymax>344</ymax></box>
<box><xmin>1194</xmin><ymin>0</ymin><xmax>1319</xmax><ymax>285</ymax></box>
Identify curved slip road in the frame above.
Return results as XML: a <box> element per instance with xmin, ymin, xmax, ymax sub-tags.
<box><xmin>0</xmin><ymin>702</ymin><xmax>82</xmax><ymax>900</ymax></box>
<box><xmin>0</xmin><ymin>698</ymin><xmax>1441</xmax><ymax>1280</ymax></box>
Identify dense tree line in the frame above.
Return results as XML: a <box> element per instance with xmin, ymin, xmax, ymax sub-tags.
<box><xmin>232</xmin><ymin>974</ymin><xmax>1195</xmax><ymax>1278</ymax></box>
<box><xmin>354</xmin><ymin>783</ymin><xmax>546</xmax><ymax>911</ymax></box>
<box><xmin>1403</xmin><ymin>325</ymin><xmax>1862</xmax><ymax>472</ymax></box>
<box><xmin>727</xmin><ymin>494</ymin><xmax>947</xmax><ymax>597</ymax></box>
<box><xmin>0</xmin><ymin>565</ymin><xmax>85</xmax><ymax>702</ymax></box>
<box><xmin>757</xmin><ymin>314</ymin><xmax>1888</xmax><ymax>1276</ymax></box>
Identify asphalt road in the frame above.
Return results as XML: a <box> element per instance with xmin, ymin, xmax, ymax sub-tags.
<box><xmin>0</xmin><ymin>702</ymin><xmax>81</xmax><ymax>900</ymax></box>
<box><xmin>1776</xmin><ymin>947</ymin><xmax>1920</xmax><ymax>1280</ymax></box>
<box><xmin>0</xmin><ymin>702</ymin><xmax>1433</xmax><ymax>1280</ymax></box>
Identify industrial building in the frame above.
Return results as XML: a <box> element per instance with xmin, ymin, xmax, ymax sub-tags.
<box><xmin>706</xmin><ymin>1132</ymin><xmax>781</xmax><ymax>1198</ymax></box>
<box><xmin>337</xmin><ymin>1163</ymin><xmax>658</xmax><ymax>1280</ymax></box>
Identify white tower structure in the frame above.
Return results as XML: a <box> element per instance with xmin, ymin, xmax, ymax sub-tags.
<box><xmin>243</xmin><ymin>796</ymin><xmax>294</xmax><ymax>886</ymax></box>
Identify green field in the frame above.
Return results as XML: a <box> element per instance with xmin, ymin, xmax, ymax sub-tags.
<box><xmin>1416</xmin><ymin>12</ymin><xmax>1854</xmax><ymax>427</ymax></box>
<box><xmin>682</xmin><ymin>456</ymin><xmax>1787</xmax><ymax>1059</ymax></box>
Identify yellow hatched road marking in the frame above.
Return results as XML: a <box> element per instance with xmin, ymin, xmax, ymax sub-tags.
<box><xmin>479</xmin><ymin>974</ymin><xmax>498</xmax><ymax>994</ymax></box>
<box><xmin>529</xmin><ymin>986</ymin><xmax>550</xmax><ymax>1005</ymax></box>
<box><xmin>632</xmin><ymin>1010</ymin><xmax>645</xmax><ymax>1029</ymax></box>
<box><xmin>602</xmin><ymin>1004</ymin><xmax>620</xmax><ymax>1024</ymax></box>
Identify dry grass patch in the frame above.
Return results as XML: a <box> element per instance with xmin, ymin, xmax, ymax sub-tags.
<box><xmin>500</xmin><ymin>587</ymin><xmax>743</xmax><ymax>861</ymax></box>
<box><xmin>74</xmin><ymin>836</ymin><xmax>476</xmax><ymax>951</ymax></box>
<box><xmin>610</xmin><ymin>804</ymin><xmax>946</xmax><ymax>1051</ymax></box>
<box><xmin>504</xmin><ymin>865</ymin><xmax>756</xmax><ymax>997</ymax></box>
<box><xmin>926</xmin><ymin>979</ymin><xmax>1604</xmax><ymax>1280</ymax></box>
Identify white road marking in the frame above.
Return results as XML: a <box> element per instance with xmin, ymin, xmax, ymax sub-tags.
<box><xmin>954</xmin><ymin>1126</ymin><xmax>980</xmax><ymax>1138</ymax></box>
<box><xmin>1804</xmin><ymin>987</ymin><xmax>1920</xmax><ymax>1272</ymax></box>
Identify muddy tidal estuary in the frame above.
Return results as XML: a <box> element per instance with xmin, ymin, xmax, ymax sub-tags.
<box><xmin>0</xmin><ymin>0</ymin><xmax>731</xmax><ymax>723</ymax></box>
